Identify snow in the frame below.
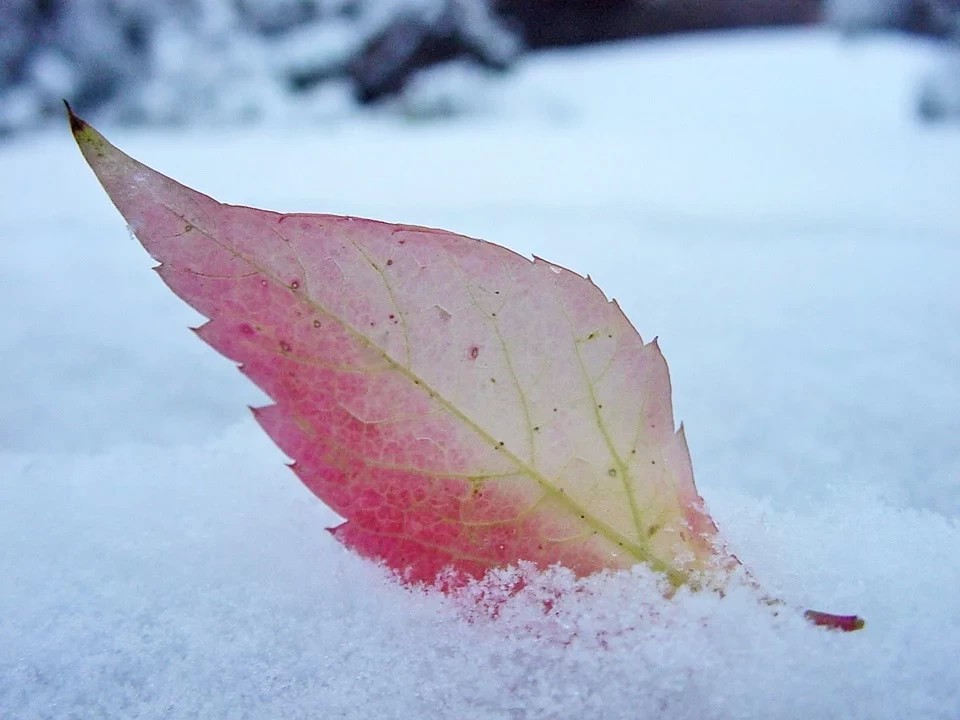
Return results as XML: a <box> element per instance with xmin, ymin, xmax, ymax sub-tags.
<box><xmin>2</xmin><ymin>29</ymin><xmax>959</xmax><ymax>719</ymax></box>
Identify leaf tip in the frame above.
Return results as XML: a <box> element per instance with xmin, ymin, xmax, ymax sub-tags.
<box><xmin>65</xmin><ymin>102</ymin><xmax>112</xmax><ymax>164</ymax></box>
<box><xmin>64</xmin><ymin>100</ymin><xmax>85</xmax><ymax>135</ymax></box>
<box><xmin>64</xmin><ymin>100</ymin><xmax>97</xmax><ymax>147</ymax></box>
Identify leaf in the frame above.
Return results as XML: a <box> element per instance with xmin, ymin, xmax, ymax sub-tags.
<box><xmin>68</xmin><ymin>105</ymin><xmax>862</xmax><ymax>630</ymax></box>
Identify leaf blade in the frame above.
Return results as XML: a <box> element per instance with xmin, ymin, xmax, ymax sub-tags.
<box><xmin>70</xmin><ymin>107</ymin><xmax>732</xmax><ymax>588</ymax></box>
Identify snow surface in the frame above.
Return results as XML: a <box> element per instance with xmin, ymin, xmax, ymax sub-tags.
<box><xmin>2</xmin><ymin>30</ymin><xmax>959</xmax><ymax>719</ymax></box>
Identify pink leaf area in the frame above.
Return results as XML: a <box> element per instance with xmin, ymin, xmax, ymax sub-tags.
<box><xmin>69</xmin><ymin>106</ymin><xmax>862</xmax><ymax>630</ymax></box>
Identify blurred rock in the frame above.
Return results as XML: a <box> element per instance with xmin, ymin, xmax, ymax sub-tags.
<box><xmin>349</xmin><ymin>0</ymin><xmax>519</xmax><ymax>103</ymax></box>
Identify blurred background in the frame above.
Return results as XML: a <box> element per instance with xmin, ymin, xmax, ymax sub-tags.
<box><xmin>2</xmin><ymin>0</ymin><xmax>960</xmax><ymax>135</ymax></box>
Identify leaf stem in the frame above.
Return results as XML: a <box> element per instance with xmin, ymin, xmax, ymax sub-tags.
<box><xmin>803</xmin><ymin>609</ymin><xmax>866</xmax><ymax>632</ymax></box>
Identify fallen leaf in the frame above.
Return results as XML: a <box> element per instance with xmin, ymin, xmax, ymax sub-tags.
<box><xmin>68</xmin><ymin>104</ymin><xmax>863</xmax><ymax>631</ymax></box>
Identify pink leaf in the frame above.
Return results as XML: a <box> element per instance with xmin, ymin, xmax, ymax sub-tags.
<box><xmin>68</xmin><ymin>105</ymin><xmax>863</xmax><ymax>630</ymax></box>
